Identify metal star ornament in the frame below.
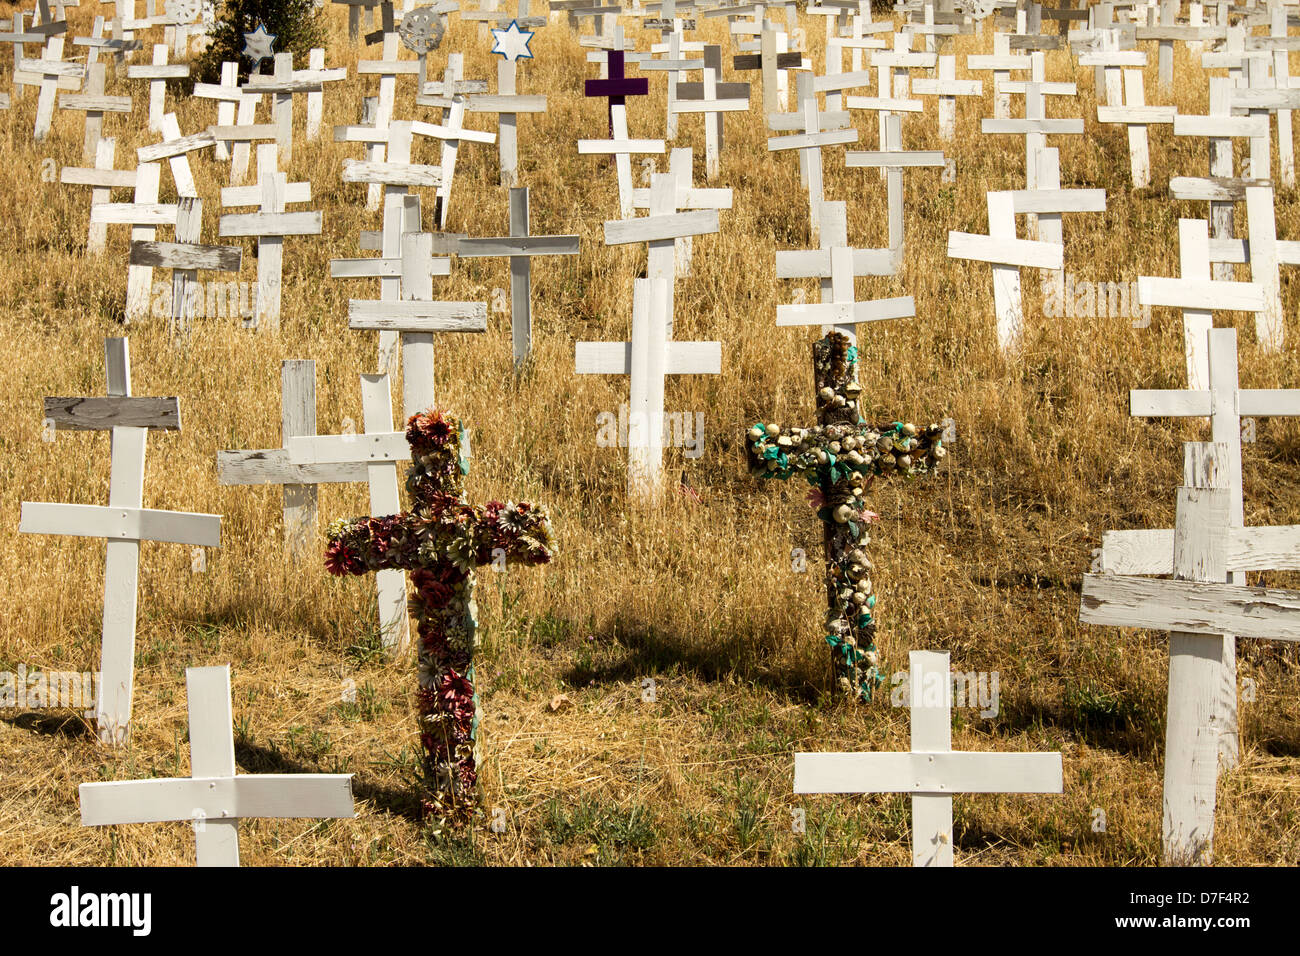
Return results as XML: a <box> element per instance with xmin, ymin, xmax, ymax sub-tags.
<box><xmin>242</xmin><ymin>23</ymin><xmax>277</xmax><ymax>67</ymax></box>
<box><xmin>491</xmin><ymin>20</ymin><xmax>535</xmax><ymax>63</ymax></box>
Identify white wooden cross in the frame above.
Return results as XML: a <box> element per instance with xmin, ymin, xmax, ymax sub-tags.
<box><xmin>19</xmin><ymin>338</ymin><xmax>221</xmax><ymax>746</ymax></box>
<box><xmin>411</xmin><ymin>107</ymin><xmax>496</xmax><ymax>229</ymax></box>
<box><xmin>58</xmin><ymin>60</ymin><xmax>132</xmax><ymax>162</ymax></box>
<box><xmin>604</xmin><ymin>172</ymin><xmax>721</xmax><ymax>335</ymax></box>
<box><xmin>125</xmin><ymin>43</ymin><xmax>188</xmax><ymax>134</ymax></box>
<box><xmin>456</xmin><ymin>187</ymin><xmax>582</xmax><ymax>366</ymax></box>
<box><xmin>194</xmin><ymin>62</ymin><xmax>251</xmax><ymax>166</ymax></box>
<box><xmin>575</xmin><ymin>277</ymin><xmax>721</xmax><ymax>497</ymax></box>
<box><xmin>640</xmin><ymin>27</ymin><xmax>700</xmax><ymax>141</ymax></box>
<box><xmin>846</xmin><ymin>113</ymin><xmax>945</xmax><ymax>257</ymax></box>
<box><xmin>1008</xmin><ymin>146</ymin><xmax>1106</xmax><ymax>281</ymax></box>
<box><xmin>61</xmin><ymin>137</ymin><xmax>136</xmax><ymax>254</ymax></box>
<box><xmin>80</xmin><ymin>665</ymin><xmax>355</xmax><ymax>866</ymax></box>
<box><xmin>674</xmin><ymin>45</ymin><xmax>747</xmax><ymax>158</ymax></box>
<box><xmin>219</xmin><ymin>144</ymin><xmax>324</xmax><ymax>329</ymax></box>
<box><xmin>218</xmin><ymin>360</ymin><xmax>369</xmax><ymax>556</ymax></box>
<box><xmin>631</xmin><ymin>147</ymin><xmax>732</xmax><ymax>277</ymax></box>
<box><xmin>912</xmin><ymin>54</ymin><xmax>982</xmax><ymax>140</ymax></box>
<box><xmin>947</xmin><ymin>190</ymin><xmax>1065</xmax><ymax>351</ymax></box>
<box><xmin>578</xmin><ymin>102</ymin><xmax>667</xmax><ymax>220</ymax></box>
<box><xmin>1270</xmin><ymin>47</ymin><xmax>1297</xmax><ymax>188</ymax></box>
<box><xmin>1106</xmin><ymin>326</ymin><xmax>1300</xmax><ymax>770</ymax></box>
<box><xmin>1078</xmin><ymin>27</ymin><xmax>1146</xmax><ymax>106</ymax></box>
<box><xmin>1096</xmin><ymin>68</ymin><xmax>1175</xmax><ymax>188</ymax></box>
<box><xmin>89</xmin><ymin>162</ymin><xmax>179</xmax><ymax>320</ymax></box>
<box><xmin>869</xmin><ymin>30</ymin><xmax>937</xmax><ymax>141</ymax></box>
<box><xmin>1239</xmin><ymin>183</ymin><xmax>1297</xmax><ymax>352</ymax></box>
<box><xmin>796</xmin><ymin>650</ymin><xmax>1063</xmax><ymax>867</ymax></box>
<box><xmin>300</xmin><ymin>48</ymin><xmax>348</xmax><ymax>142</ymax></box>
<box><xmin>357</xmin><ymin>33</ymin><xmax>416</xmax><ymax>206</ymax></box>
<box><xmin>449</xmin><ymin>58</ymin><xmax>548</xmax><ymax>187</ymax></box>
<box><xmin>290</xmin><ymin>373</ymin><xmax>413</xmax><ymax>651</ymax></box>
<box><xmin>137</xmin><ymin>112</ymin><xmax>217</xmax><ymax>200</ymax></box>
<box><xmin>1229</xmin><ymin>56</ymin><xmax>1299</xmax><ymax>190</ymax></box>
<box><xmin>670</xmin><ymin>57</ymin><xmax>749</xmax><ymax>180</ymax></box>
<box><xmin>23</xmin><ymin>36</ymin><xmax>84</xmax><ymax>140</ymax></box>
<box><xmin>1082</xmin><ymin>440</ymin><xmax>1300</xmax><ymax>864</ymax></box>
<box><xmin>981</xmin><ymin>80</ymin><xmax>1085</xmax><ymax>192</ymax></box>
<box><xmin>243</xmin><ymin>51</ymin><xmax>317</xmax><ymax>163</ymax></box>
<box><xmin>966</xmin><ymin>32</ymin><xmax>1030</xmax><ymax>120</ymax></box>
<box><xmin>130</xmin><ymin>196</ymin><xmax>243</xmax><ymax>339</ymax></box>
<box><xmin>1137</xmin><ymin>219</ymin><xmax>1265</xmax><ymax>390</ymax></box>
<box><xmin>768</xmin><ymin>72</ymin><xmax>859</xmax><ymax>241</ymax></box>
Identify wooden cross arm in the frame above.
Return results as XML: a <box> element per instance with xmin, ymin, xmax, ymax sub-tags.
<box><xmin>947</xmin><ymin>232</ymin><xmax>1064</xmax><ymax>270</ymax></box>
<box><xmin>846</xmin><ymin>149</ymin><xmax>945</xmax><ymax>170</ymax></box>
<box><xmin>777</xmin><ymin>296</ymin><xmax>916</xmax><ymax>327</ymax></box>
<box><xmin>733</xmin><ymin>51</ymin><xmax>803</xmax><ymax>70</ymax></box>
<box><xmin>80</xmin><ymin>775</ymin><xmax>355</xmax><ymax>825</ymax></box>
<box><xmin>223</xmin><ymin>182</ymin><xmax>312</xmax><ymax>207</ymax></box>
<box><xmin>129</xmin><ymin>241</ymin><xmax>242</xmax><ymax>273</ymax></box>
<box><xmin>980</xmin><ymin>118</ymin><xmax>1085</xmax><ymax>135</ymax></box>
<box><xmin>1099</xmin><ymin>525</ymin><xmax>1300</xmax><ymax>576</ymax></box>
<box><xmin>60</xmin><ymin>167</ymin><xmax>137</xmax><ymax>190</ymax></box>
<box><xmin>1173</xmin><ymin>115</ymin><xmax>1269</xmax><ymax>139</ymax></box>
<box><xmin>244</xmin><ymin>77</ymin><xmax>323</xmax><ymax>94</ymax></box>
<box><xmin>44</xmin><ymin>395</ymin><xmax>180</xmax><ymax>430</ymax></box>
<box><xmin>138</xmin><ymin>130</ymin><xmax>218</xmax><ymax>163</ymax></box>
<box><xmin>411</xmin><ymin>119</ymin><xmax>496</xmax><ymax>145</ymax></box>
<box><xmin>286</xmin><ymin>433</ymin><xmax>411</xmax><ymax>466</ymax></box>
<box><xmin>604</xmin><ymin>210</ymin><xmax>719</xmax><ymax>245</ymax></box>
<box><xmin>218</xmin><ymin>212</ymin><xmax>324</xmax><ymax>238</ymax></box>
<box><xmin>1005</xmin><ymin>189</ymin><xmax>1107</xmax><ymax>215</ymax></box>
<box><xmin>1131</xmin><ymin>388</ymin><xmax>1300</xmax><ymax>418</ymax></box>
<box><xmin>20</xmin><ymin>502</ymin><xmax>222</xmax><ymax>548</ymax></box>
<box><xmin>126</xmin><ymin>64</ymin><xmax>191</xmax><ymax>80</ymax></box>
<box><xmin>1136</xmin><ymin>277</ymin><xmax>1265</xmax><ymax>312</ymax></box>
<box><xmin>1079</xmin><ymin>574</ymin><xmax>1300</xmax><ymax>642</ymax></box>
<box><xmin>457</xmin><ymin>236</ymin><xmax>582</xmax><ymax>258</ymax></box>
<box><xmin>794</xmin><ymin>752</ymin><xmax>1063</xmax><ymax>794</ymax></box>
<box><xmin>217</xmin><ymin>449</ymin><xmax>368</xmax><ymax>486</ymax></box>
<box><xmin>776</xmin><ymin>247</ymin><xmax>898</xmax><ymax>279</ymax></box>
<box><xmin>209</xmin><ymin>124</ymin><xmax>278</xmax><ymax>143</ymax></box>
<box><xmin>58</xmin><ymin>93</ymin><xmax>133</xmax><ymax>113</ymax></box>
<box><xmin>767</xmin><ymin>128</ymin><xmax>859</xmax><ymax>152</ymax></box>
<box><xmin>348</xmin><ymin>300</ymin><xmax>487</xmax><ymax>332</ymax></box>
<box><xmin>1170</xmin><ymin>176</ymin><xmax>1272</xmax><ymax>202</ymax></box>
<box><xmin>342</xmin><ymin>159</ymin><xmax>442</xmax><ymax>188</ymax></box>
<box><xmin>90</xmin><ymin>203</ymin><xmax>179</xmax><ymax>226</ymax></box>
<box><xmin>1097</xmin><ymin>105</ymin><xmax>1177</xmax><ymax>125</ymax></box>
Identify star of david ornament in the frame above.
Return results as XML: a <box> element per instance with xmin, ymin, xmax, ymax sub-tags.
<box><xmin>491</xmin><ymin>20</ymin><xmax>535</xmax><ymax>62</ymax></box>
<box><xmin>399</xmin><ymin>6</ymin><xmax>448</xmax><ymax>54</ymax></box>
<box><xmin>242</xmin><ymin>23</ymin><xmax>276</xmax><ymax>67</ymax></box>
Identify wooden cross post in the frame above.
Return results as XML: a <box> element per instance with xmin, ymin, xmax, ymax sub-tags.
<box><xmin>129</xmin><ymin>197</ymin><xmax>243</xmax><ymax>340</ymax></box>
<box><xmin>19</xmin><ymin>338</ymin><xmax>220</xmax><ymax>746</ymax></box>
<box><xmin>61</xmin><ymin>137</ymin><xmax>135</xmax><ymax>254</ymax></box>
<box><xmin>1240</xmin><ymin>184</ymin><xmax>1298</xmax><ymax>352</ymax></box>
<box><xmin>24</xmin><ymin>36</ymin><xmax>84</xmax><ymax>140</ymax></box>
<box><xmin>640</xmin><ymin>27</ymin><xmax>699</xmax><ymax>141</ymax></box>
<box><xmin>1137</xmin><ymin>219</ymin><xmax>1265</xmax><ymax>390</ymax></box>
<box><xmin>325</xmin><ymin>408</ymin><xmax>555</xmax><ymax>823</ymax></box>
<box><xmin>947</xmin><ymin>191</ymin><xmax>1065</xmax><ymax>351</ymax></box>
<box><xmin>80</xmin><ymin>665</ymin><xmax>354</xmax><ymax>866</ymax></box>
<box><xmin>745</xmin><ymin>323</ymin><xmax>947</xmax><ymax>701</ymax></box>
<box><xmin>846</xmin><ymin>114</ymin><xmax>945</xmax><ymax>258</ymax></box>
<box><xmin>768</xmin><ymin>72</ymin><xmax>859</xmax><ymax>240</ymax></box>
<box><xmin>89</xmin><ymin>163</ymin><xmax>179</xmax><ymax>320</ymax></box>
<box><xmin>218</xmin><ymin>360</ymin><xmax>369</xmax><ymax>556</ymax></box>
<box><xmin>219</xmin><ymin>144</ymin><xmax>324</xmax><ymax>330</ymax></box>
<box><xmin>797</xmin><ymin>650</ymin><xmax>1063</xmax><ymax>865</ymax></box>
<box><xmin>457</xmin><ymin>188</ymin><xmax>581</xmax><ymax>366</ymax></box>
<box><xmin>1081</xmin><ymin>441</ymin><xmax>1300</xmax><ymax>864</ymax></box>
<box><xmin>911</xmin><ymin>54</ymin><xmax>982</xmax><ymax>141</ymax></box>
<box><xmin>244</xmin><ymin>52</ymin><xmax>318</xmax><ymax>163</ymax></box>
<box><xmin>58</xmin><ymin>61</ymin><xmax>132</xmax><ymax>162</ymax></box>
<box><xmin>1096</xmin><ymin>68</ymin><xmax>1175</xmax><ymax>188</ymax></box>
<box><xmin>126</xmin><ymin>43</ymin><xmax>188</xmax><ymax>134</ymax></box>
<box><xmin>576</xmin><ymin>277</ymin><xmax>721</xmax><ymax>496</ymax></box>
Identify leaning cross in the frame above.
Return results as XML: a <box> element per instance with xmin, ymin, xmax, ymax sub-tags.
<box><xmin>324</xmin><ymin>408</ymin><xmax>555</xmax><ymax>824</ymax></box>
<box><xmin>745</xmin><ymin>328</ymin><xmax>947</xmax><ymax>702</ymax></box>
<box><xmin>23</xmin><ymin>36</ymin><xmax>84</xmax><ymax>141</ymax></box>
<box><xmin>1081</xmin><ymin>440</ymin><xmax>1300</xmax><ymax>865</ymax></box>
<box><xmin>796</xmin><ymin>650</ymin><xmax>1063</xmax><ymax>865</ymax></box>
<box><xmin>80</xmin><ymin>665</ymin><xmax>354</xmax><ymax>866</ymax></box>
<box><xmin>19</xmin><ymin>337</ymin><xmax>221</xmax><ymax>746</ymax></box>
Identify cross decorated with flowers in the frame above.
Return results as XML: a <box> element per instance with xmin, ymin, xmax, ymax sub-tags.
<box><xmin>746</xmin><ymin>332</ymin><xmax>946</xmax><ymax>702</ymax></box>
<box><xmin>324</xmin><ymin>410</ymin><xmax>555</xmax><ymax>825</ymax></box>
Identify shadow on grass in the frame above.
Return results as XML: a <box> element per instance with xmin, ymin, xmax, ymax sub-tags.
<box><xmin>2</xmin><ymin>710</ymin><xmax>96</xmax><ymax>740</ymax></box>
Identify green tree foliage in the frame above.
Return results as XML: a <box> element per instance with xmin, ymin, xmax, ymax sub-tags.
<box><xmin>194</xmin><ymin>0</ymin><xmax>328</xmax><ymax>84</ymax></box>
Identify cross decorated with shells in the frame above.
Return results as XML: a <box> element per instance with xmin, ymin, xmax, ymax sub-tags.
<box><xmin>324</xmin><ymin>410</ymin><xmax>555</xmax><ymax>825</ymax></box>
<box><xmin>745</xmin><ymin>332</ymin><xmax>946</xmax><ymax>701</ymax></box>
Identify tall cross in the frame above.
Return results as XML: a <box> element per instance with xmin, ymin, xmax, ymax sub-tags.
<box><xmin>676</xmin><ymin>46</ymin><xmax>748</xmax><ymax>156</ymax></box>
<box><xmin>243</xmin><ymin>51</ymin><xmax>321</xmax><ymax>162</ymax></box>
<box><xmin>19</xmin><ymin>338</ymin><xmax>221</xmax><ymax>745</ymax></box>
<box><xmin>732</xmin><ymin>25</ymin><xmax>803</xmax><ymax>111</ymax></box>
<box><xmin>456</xmin><ymin>187</ymin><xmax>582</xmax><ymax>366</ymax></box>
<box><xmin>745</xmin><ymin>327</ymin><xmax>947</xmax><ymax>702</ymax></box>
<box><xmin>88</xmin><ymin>162</ymin><xmax>178</xmax><ymax>320</ymax></box>
<box><xmin>846</xmin><ymin>113</ymin><xmax>945</xmax><ymax>257</ymax></box>
<box><xmin>219</xmin><ymin>144</ymin><xmax>324</xmax><ymax>329</ymax></box>
<box><xmin>796</xmin><ymin>650</ymin><xmax>1063</xmax><ymax>865</ymax></box>
<box><xmin>80</xmin><ymin>665</ymin><xmax>354</xmax><ymax>866</ymax></box>
<box><xmin>768</xmin><ymin>72</ymin><xmax>859</xmax><ymax>240</ymax></box>
<box><xmin>965</xmin><ymin>32</ymin><xmax>1030</xmax><ymax>120</ymax></box>
<box><xmin>1081</xmin><ymin>441</ymin><xmax>1300</xmax><ymax>864</ymax></box>
<box><xmin>1096</xmin><ymin>68</ymin><xmax>1175</xmax><ymax>189</ymax></box>
<box><xmin>324</xmin><ymin>409</ymin><xmax>555</xmax><ymax>824</ymax></box>
<box><xmin>631</xmin><ymin>147</ymin><xmax>733</xmax><ymax>277</ymax></box>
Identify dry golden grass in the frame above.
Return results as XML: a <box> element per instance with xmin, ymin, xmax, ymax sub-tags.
<box><xmin>0</xmin><ymin>3</ymin><xmax>1297</xmax><ymax>867</ymax></box>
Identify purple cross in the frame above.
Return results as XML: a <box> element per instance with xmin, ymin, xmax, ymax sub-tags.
<box><xmin>584</xmin><ymin>49</ymin><xmax>649</xmax><ymax>136</ymax></box>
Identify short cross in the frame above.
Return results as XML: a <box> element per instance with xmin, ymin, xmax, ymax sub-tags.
<box><xmin>732</xmin><ymin>25</ymin><xmax>803</xmax><ymax>110</ymax></box>
<box><xmin>669</xmin><ymin>56</ymin><xmax>749</xmax><ymax>180</ymax></box>
<box><xmin>196</xmin><ymin>63</ymin><xmax>262</xmax><ymax>179</ymax></box>
<box><xmin>796</xmin><ymin>650</ymin><xmax>1063</xmax><ymax>866</ymax></box>
<box><xmin>965</xmin><ymin>32</ymin><xmax>1030</xmax><ymax>120</ymax></box>
<box><xmin>947</xmin><ymin>190</ymin><xmax>1064</xmax><ymax>350</ymax></box>
<box><xmin>980</xmin><ymin>81</ymin><xmax>1085</xmax><ymax>191</ymax></box>
<box><xmin>19</xmin><ymin>337</ymin><xmax>221</xmax><ymax>746</ymax></box>
<box><xmin>911</xmin><ymin>54</ymin><xmax>981</xmax><ymax>141</ymax></box>
<box><xmin>1229</xmin><ymin>55</ymin><xmax>1297</xmax><ymax>190</ymax></box>
<box><xmin>846</xmin><ymin>113</ymin><xmax>945</xmax><ymax>257</ymax></box>
<box><xmin>639</xmin><ymin>27</ymin><xmax>701</xmax><ymax>140</ymax></box>
<box><xmin>88</xmin><ymin>162</ymin><xmax>179</xmax><ymax>320</ymax></box>
<box><xmin>1081</xmin><ymin>441</ymin><xmax>1300</xmax><ymax>864</ymax></box>
<box><xmin>80</xmin><ymin>665</ymin><xmax>354</xmax><ymax>866</ymax></box>
<box><xmin>676</xmin><ymin>46</ymin><xmax>749</xmax><ymax>156</ymax></box>
<box><xmin>745</xmin><ymin>327</ymin><xmax>946</xmax><ymax>702</ymax></box>
<box><xmin>585</xmin><ymin>46</ymin><xmax>650</xmax><ymax>135</ymax></box>
<box><xmin>218</xmin><ymin>360</ymin><xmax>369</xmax><ymax>556</ymax></box>
<box><xmin>578</xmin><ymin>94</ymin><xmax>667</xmax><ymax>219</ymax></box>
<box><xmin>58</xmin><ymin>60</ymin><xmax>132</xmax><ymax>162</ymax></box>
<box><xmin>456</xmin><ymin>187</ymin><xmax>582</xmax><ymax>366</ymax></box>
<box><xmin>61</xmin><ymin>136</ymin><xmax>136</xmax><ymax>254</ymax></box>
<box><xmin>325</xmin><ymin>408</ymin><xmax>555</xmax><ymax>824</ymax></box>
<box><xmin>434</xmin><ymin>57</ymin><xmax>548</xmax><ymax>188</ymax></box>
<box><xmin>219</xmin><ymin>144</ymin><xmax>325</xmax><ymax>329</ymax></box>
<box><xmin>244</xmin><ymin>51</ymin><xmax>321</xmax><ymax>162</ymax></box>
<box><xmin>631</xmin><ymin>147</ymin><xmax>733</xmax><ymax>276</ymax></box>
<box><xmin>1136</xmin><ymin>218</ymin><xmax>1265</xmax><ymax>389</ymax></box>
<box><xmin>1078</xmin><ymin>27</ymin><xmax>1146</xmax><ymax>106</ymax></box>
<box><xmin>129</xmin><ymin>196</ymin><xmax>243</xmax><ymax>339</ymax></box>
<box><xmin>411</xmin><ymin>106</ymin><xmax>497</xmax><ymax>229</ymax></box>
<box><xmin>1096</xmin><ymin>68</ymin><xmax>1175</xmax><ymax>188</ymax></box>
<box><xmin>125</xmin><ymin>43</ymin><xmax>189</xmax><ymax>134</ymax></box>
<box><xmin>576</xmin><ymin>276</ymin><xmax>720</xmax><ymax>496</ymax></box>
